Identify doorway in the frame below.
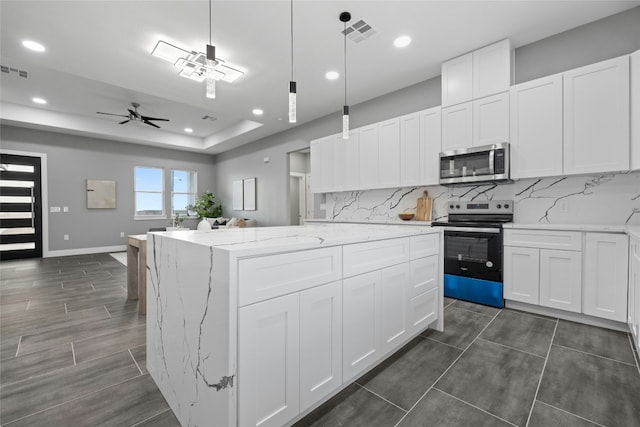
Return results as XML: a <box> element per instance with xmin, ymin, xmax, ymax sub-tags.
<box><xmin>288</xmin><ymin>149</ymin><xmax>313</xmax><ymax>225</ymax></box>
<box><xmin>0</xmin><ymin>153</ymin><xmax>44</xmax><ymax>259</ymax></box>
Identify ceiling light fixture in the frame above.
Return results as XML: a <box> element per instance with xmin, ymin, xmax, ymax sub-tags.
<box><xmin>340</xmin><ymin>11</ymin><xmax>351</xmax><ymax>140</ymax></box>
<box><xmin>184</xmin><ymin>128</ymin><xmax>194</xmax><ymax>133</ymax></box>
<box><xmin>22</xmin><ymin>40</ymin><xmax>45</xmax><ymax>52</ymax></box>
<box><xmin>394</xmin><ymin>36</ymin><xmax>412</xmax><ymax>48</ymax></box>
<box><xmin>288</xmin><ymin>0</ymin><xmax>297</xmax><ymax>123</ymax></box>
<box><xmin>252</xmin><ymin>108</ymin><xmax>264</xmax><ymax>116</ymax></box>
<box><xmin>325</xmin><ymin>71</ymin><xmax>339</xmax><ymax>80</ymax></box>
<box><xmin>32</xmin><ymin>97</ymin><xmax>47</xmax><ymax>104</ymax></box>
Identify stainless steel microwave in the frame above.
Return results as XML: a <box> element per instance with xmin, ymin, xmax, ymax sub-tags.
<box><xmin>439</xmin><ymin>143</ymin><xmax>511</xmax><ymax>185</ymax></box>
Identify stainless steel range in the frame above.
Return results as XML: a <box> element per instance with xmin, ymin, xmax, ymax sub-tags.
<box><xmin>432</xmin><ymin>200</ymin><xmax>513</xmax><ymax>308</ymax></box>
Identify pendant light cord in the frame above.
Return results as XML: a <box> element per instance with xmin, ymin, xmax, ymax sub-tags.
<box><xmin>209</xmin><ymin>0</ymin><xmax>212</xmax><ymax>45</ymax></box>
<box><xmin>343</xmin><ymin>20</ymin><xmax>347</xmax><ymax>105</ymax></box>
<box><xmin>291</xmin><ymin>0</ymin><xmax>294</xmax><ymax>80</ymax></box>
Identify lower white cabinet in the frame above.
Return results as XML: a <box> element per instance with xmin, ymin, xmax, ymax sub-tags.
<box><xmin>539</xmin><ymin>249</ymin><xmax>582</xmax><ymax>313</ymax></box>
<box><xmin>380</xmin><ymin>263</ymin><xmax>410</xmax><ymax>354</ymax></box>
<box><xmin>238</xmin><ymin>293</ymin><xmax>300</xmax><ymax>427</ymax></box>
<box><xmin>628</xmin><ymin>235</ymin><xmax>640</xmax><ymax>348</ymax></box>
<box><xmin>504</xmin><ymin>246</ymin><xmax>540</xmax><ymax>304</ymax></box>
<box><xmin>583</xmin><ymin>233</ymin><xmax>629</xmax><ymax>322</ymax></box>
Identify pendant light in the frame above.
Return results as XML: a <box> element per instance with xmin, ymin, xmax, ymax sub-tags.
<box><xmin>206</xmin><ymin>0</ymin><xmax>216</xmax><ymax>99</ymax></box>
<box><xmin>340</xmin><ymin>11</ymin><xmax>351</xmax><ymax>139</ymax></box>
<box><xmin>289</xmin><ymin>0</ymin><xmax>297</xmax><ymax>123</ymax></box>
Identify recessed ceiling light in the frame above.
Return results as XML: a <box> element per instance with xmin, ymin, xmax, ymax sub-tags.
<box><xmin>394</xmin><ymin>36</ymin><xmax>411</xmax><ymax>48</ymax></box>
<box><xmin>325</xmin><ymin>71</ymin><xmax>339</xmax><ymax>80</ymax></box>
<box><xmin>252</xmin><ymin>108</ymin><xmax>264</xmax><ymax>116</ymax></box>
<box><xmin>184</xmin><ymin>128</ymin><xmax>194</xmax><ymax>133</ymax></box>
<box><xmin>22</xmin><ymin>40</ymin><xmax>46</xmax><ymax>52</ymax></box>
<box><xmin>32</xmin><ymin>97</ymin><xmax>47</xmax><ymax>105</ymax></box>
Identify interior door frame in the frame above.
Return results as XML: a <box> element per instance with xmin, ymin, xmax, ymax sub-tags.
<box><xmin>0</xmin><ymin>149</ymin><xmax>49</xmax><ymax>258</ymax></box>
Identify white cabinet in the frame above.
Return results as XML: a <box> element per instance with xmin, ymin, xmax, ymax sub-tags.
<box><xmin>441</xmin><ymin>39</ymin><xmax>511</xmax><ymax>107</ymax></box>
<box><xmin>631</xmin><ymin>50</ymin><xmax>640</xmax><ymax>171</ymax></box>
<box><xmin>378</xmin><ymin>118</ymin><xmax>401</xmax><ymax>188</ymax></box>
<box><xmin>441</xmin><ymin>102</ymin><xmax>472</xmax><ymax>151</ymax></box>
<box><xmin>358</xmin><ymin>123</ymin><xmax>380</xmax><ymax>189</ymax></box>
<box><xmin>342</xmin><ymin>270</ymin><xmax>381</xmax><ymax>382</ymax></box>
<box><xmin>473</xmin><ymin>92</ymin><xmax>510</xmax><ymax>147</ymax></box>
<box><xmin>539</xmin><ymin>249</ymin><xmax>582</xmax><ymax>313</ymax></box>
<box><xmin>332</xmin><ymin>131</ymin><xmax>359</xmax><ymax>191</ymax></box>
<box><xmin>299</xmin><ymin>281</ymin><xmax>343</xmax><ymax>412</ymax></box>
<box><xmin>380</xmin><ymin>263</ymin><xmax>410</xmax><ymax>354</ymax></box>
<box><xmin>400</xmin><ymin>112</ymin><xmax>421</xmax><ymax>187</ymax></box>
<box><xmin>407</xmin><ymin>255</ymin><xmax>439</xmax><ymax>336</ymax></box>
<box><xmin>419</xmin><ymin>107</ymin><xmax>442</xmax><ymax>185</ymax></box>
<box><xmin>310</xmin><ymin>136</ymin><xmax>333</xmax><ymax>193</ymax></box>
<box><xmin>563</xmin><ymin>56</ymin><xmax>630</xmax><ymax>175</ymax></box>
<box><xmin>238</xmin><ymin>293</ymin><xmax>300</xmax><ymax>427</ymax></box>
<box><xmin>628</xmin><ymin>235</ymin><xmax>640</xmax><ymax>349</ymax></box>
<box><xmin>510</xmin><ymin>74</ymin><xmax>563</xmax><ymax>179</ymax></box>
<box><xmin>504</xmin><ymin>246</ymin><xmax>540</xmax><ymax>304</ymax></box>
<box><xmin>583</xmin><ymin>233</ymin><xmax>629</xmax><ymax>322</ymax></box>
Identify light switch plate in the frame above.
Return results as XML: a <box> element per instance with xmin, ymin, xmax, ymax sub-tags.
<box><xmin>50</xmin><ymin>206</ymin><xmax>61</xmax><ymax>213</ymax></box>
<box><xmin>63</xmin><ymin>206</ymin><xmax>69</xmax><ymax>212</ymax></box>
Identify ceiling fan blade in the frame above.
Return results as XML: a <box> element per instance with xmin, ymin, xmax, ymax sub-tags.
<box><xmin>127</xmin><ymin>109</ymin><xmax>140</xmax><ymax>118</ymax></box>
<box><xmin>119</xmin><ymin>120</ymin><xmax>130</xmax><ymax>125</ymax></box>
<box><xmin>97</xmin><ymin>112</ymin><xmax>129</xmax><ymax>118</ymax></box>
<box><xmin>140</xmin><ymin>115</ymin><xmax>169</xmax><ymax>122</ymax></box>
<box><xmin>143</xmin><ymin>120</ymin><xmax>160</xmax><ymax>128</ymax></box>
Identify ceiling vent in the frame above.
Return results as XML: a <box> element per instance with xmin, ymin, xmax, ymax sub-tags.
<box><xmin>202</xmin><ymin>115</ymin><xmax>217</xmax><ymax>122</ymax></box>
<box><xmin>341</xmin><ymin>19</ymin><xmax>376</xmax><ymax>43</ymax></box>
<box><xmin>1</xmin><ymin>65</ymin><xmax>28</xmax><ymax>78</ymax></box>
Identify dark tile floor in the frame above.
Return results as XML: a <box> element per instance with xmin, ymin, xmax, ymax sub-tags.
<box><xmin>2</xmin><ymin>254</ymin><xmax>639</xmax><ymax>427</ymax></box>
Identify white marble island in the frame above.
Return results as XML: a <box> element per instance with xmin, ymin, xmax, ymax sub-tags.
<box><xmin>147</xmin><ymin>223</ymin><xmax>443</xmax><ymax>427</ymax></box>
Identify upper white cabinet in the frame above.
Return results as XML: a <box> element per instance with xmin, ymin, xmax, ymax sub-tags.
<box><xmin>419</xmin><ymin>107</ymin><xmax>442</xmax><ymax>186</ymax></box>
<box><xmin>563</xmin><ymin>56</ymin><xmax>630</xmax><ymax>175</ymax></box>
<box><xmin>358</xmin><ymin>123</ymin><xmax>380</xmax><ymax>190</ymax></box>
<box><xmin>442</xmin><ymin>39</ymin><xmax>512</xmax><ymax>107</ymax></box>
<box><xmin>510</xmin><ymin>74</ymin><xmax>563</xmax><ymax>179</ymax></box>
<box><xmin>473</xmin><ymin>92</ymin><xmax>510</xmax><ymax>146</ymax></box>
<box><xmin>378</xmin><ymin>118</ymin><xmax>401</xmax><ymax>188</ymax></box>
<box><xmin>631</xmin><ymin>50</ymin><xmax>640</xmax><ymax>171</ymax></box>
<box><xmin>310</xmin><ymin>136</ymin><xmax>333</xmax><ymax>193</ymax></box>
<box><xmin>441</xmin><ymin>102</ymin><xmax>473</xmax><ymax>151</ymax></box>
<box><xmin>332</xmin><ymin>131</ymin><xmax>359</xmax><ymax>192</ymax></box>
<box><xmin>400</xmin><ymin>112</ymin><xmax>421</xmax><ymax>187</ymax></box>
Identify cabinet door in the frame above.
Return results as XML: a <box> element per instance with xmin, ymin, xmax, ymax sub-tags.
<box><xmin>473</xmin><ymin>92</ymin><xmax>509</xmax><ymax>146</ymax></box>
<box><xmin>238</xmin><ymin>294</ymin><xmax>300</xmax><ymax>427</ymax></box>
<box><xmin>400</xmin><ymin>112</ymin><xmax>421</xmax><ymax>187</ymax></box>
<box><xmin>344</xmin><ymin>130</ymin><xmax>360</xmax><ymax>190</ymax></box>
<box><xmin>380</xmin><ymin>263</ymin><xmax>410</xmax><ymax>355</ymax></box>
<box><xmin>441</xmin><ymin>102</ymin><xmax>472</xmax><ymax>152</ymax></box>
<box><xmin>563</xmin><ymin>56</ymin><xmax>630</xmax><ymax>175</ymax></box>
<box><xmin>539</xmin><ymin>249</ymin><xmax>582</xmax><ymax>313</ymax></box>
<box><xmin>629</xmin><ymin>239</ymin><xmax>638</xmax><ymax>343</ymax></box>
<box><xmin>299</xmin><ymin>281</ymin><xmax>343</xmax><ymax>412</ymax></box>
<box><xmin>504</xmin><ymin>246</ymin><xmax>540</xmax><ymax>304</ymax></box>
<box><xmin>343</xmin><ymin>271</ymin><xmax>381</xmax><ymax>382</ymax></box>
<box><xmin>408</xmin><ymin>287</ymin><xmax>438</xmax><ymax>336</ymax></box>
<box><xmin>310</xmin><ymin>137</ymin><xmax>333</xmax><ymax>193</ymax></box>
<box><xmin>332</xmin><ymin>134</ymin><xmax>347</xmax><ymax>192</ymax></box>
<box><xmin>473</xmin><ymin>39</ymin><xmax>512</xmax><ymax>99</ymax></box>
<box><xmin>408</xmin><ymin>255</ymin><xmax>438</xmax><ymax>299</ymax></box>
<box><xmin>358</xmin><ymin>124</ymin><xmax>379</xmax><ymax>189</ymax></box>
<box><xmin>631</xmin><ymin>50</ymin><xmax>640</xmax><ymax>171</ymax></box>
<box><xmin>419</xmin><ymin>107</ymin><xmax>442</xmax><ymax>186</ymax></box>
<box><xmin>510</xmin><ymin>74</ymin><xmax>563</xmax><ymax>179</ymax></box>
<box><xmin>442</xmin><ymin>52</ymin><xmax>473</xmax><ymax>107</ymax></box>
<box><xmin>378</xmin><ymin>118</ymin><xmax>401</xmax><ymax>188</ymax></box>
<box><xmin>584</xmin><ymin>233</ymin><xmax>629</xmax><ymax>322</ymax></box>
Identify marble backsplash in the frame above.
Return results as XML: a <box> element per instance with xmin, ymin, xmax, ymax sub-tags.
<box><xmin>324</xmin><ymin>171</ymin><xmax>640</xmax><ymax>225</ymax></box>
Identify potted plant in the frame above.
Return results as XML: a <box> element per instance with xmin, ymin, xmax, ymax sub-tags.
<box><xmin>186</xmin><ymin>191</ymin><xmax>223</xmax><ymax>230</ymax></box>
<box><xmin>172</xmin><ymin>213</ymin><xmax>187</xmax><ymax>229</ymax></box>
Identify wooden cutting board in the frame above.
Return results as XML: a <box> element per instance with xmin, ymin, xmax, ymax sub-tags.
<box><xmin>416</xmin><ymin>191</ymin><xmax>432</xmax><ymax>221</ymax></box>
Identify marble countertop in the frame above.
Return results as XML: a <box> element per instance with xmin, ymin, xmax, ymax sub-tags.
<box><xmin>152</xmin><ymin>223</ymin><xmax>438</xmax><ymax>256</ymax></box>
<box><xmin>304</xmin><ymin>218</ymin><xmax>432</xmax><ymax>226</ymax></box>
<box><xmin>503</xmin><ymin>223</ymin><xmax>628</xmax><ymax>233</ymax></box>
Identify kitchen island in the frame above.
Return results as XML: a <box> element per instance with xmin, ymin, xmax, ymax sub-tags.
<box><xmin>147</xmin><ymin>223</ymin><xmax>443</xmax><ymax>427</ymax></box>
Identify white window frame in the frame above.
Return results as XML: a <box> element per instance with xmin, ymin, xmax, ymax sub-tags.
<box><xmin>170</xmin><ymin>169</ymin><xmax>198</xmax><ymax>218</ymax></box>
<box><xmin>134</xmin><ymin>166</ymin><xmax>166</xmax><ymax>220</ymax></box>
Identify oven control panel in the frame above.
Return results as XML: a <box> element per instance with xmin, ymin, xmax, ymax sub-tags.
<box><xmin>447</xmin><ymin>200</ymin><xmax>513</xmax><ymax>215</ymax></box>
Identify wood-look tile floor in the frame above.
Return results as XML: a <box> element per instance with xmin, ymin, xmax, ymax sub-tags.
<box><xmin>2</xmin><ymin>254</ymin><xmax>640</xmax><ymax>426</ymax></box>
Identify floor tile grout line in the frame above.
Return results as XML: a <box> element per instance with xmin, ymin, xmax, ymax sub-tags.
<box><xmin>71</xmin><ymin>342</ymin><xmax>77</xmax><ymax>365</ymax></box>
<box><xmin>551</xmin><ymin>342</ymin><xmax>638</xmax><ymax>367</ymax></box>
<box><xmin>476</xmin><ymin>337</ymin><xmax>546</xmax><ymax>360</ymax></box>
<box><xmin>446</xmin><ymin>305</ymin><xmax>496</xmax><ymax>318</ymax></box>
<box><xmin>535</xmin><ymin>400</ymin><xmax>607</xmax><ymax>427</ymax></box>
<box><xmin>421</xmin><ymin>335</ymin><xmax>465</xmax><ymax>351</ymax></box>
<box><xmin>128</xmin><ymin>408</ymin><xmax>172</xmax><ymax>427</ymax></box>
<box><xmin>104</xmin><ymin>305</ymin><xmax>112</xmax><ymax>318</ymax></box>
<box><xmin>433</xmin><ymin>387</ymin><xmax>519</xmax><ymax>427</ymax></box>
<box><xmin>356</xmin><ymin>383</ymin><xmax>408</xmax><ymax>413</ymax></box>
<box><xmin>627</xmin><ymin>334</ymin><xmax>640</xmax><ymax>375</ymax></box>
<box><xmin>25</xmin><ymin>300</ymin><xmax>30</xmax><ymax>311</ymax></box>
<box><xmin>2</xmin><ymin>372</ymin><xmax>146</xmax><ymax>425</ymax></box>
<box><xmin>91</xmin><ymin>283</ymin><xmax>96</xmax><ymax>291</ymax></box>
<box><xmin>64</xmin><ymin>302</ymin><xmax>68</xmax><ymax>314</ymax></box>
<box><xmin>128</xmin><ymin>348</ymin><xmax>144</xmax><ymax>376</ymax></box>
<box><xmin>393</xmin><ymin>308</ymin><xmax>502</xmax><ymax>427</ymax></box>
<box><xmin>14</xmin><ymin>335</ymin><xmax>22</xmax><ymax>357</ymax></box>
<box><xmin>524</xmin><ymin>318</ymin><xmax>558</xmax><ymax>427</ymax></box>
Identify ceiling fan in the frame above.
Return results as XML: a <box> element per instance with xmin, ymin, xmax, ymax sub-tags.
<box><xmin>96</xmin><ymin>102</ymin><xmax>169</xmax><ymax>128</ymax></box>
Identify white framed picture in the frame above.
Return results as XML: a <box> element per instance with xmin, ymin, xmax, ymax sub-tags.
<box><xmin>243</xmin><ymin>178</ymin><xmax>256</xmax><ymax>211</ymax></box>
<box><xmin>232</xmin><ymin>180</ymin><xmax>243</xmax><ymax>210</ymax></box>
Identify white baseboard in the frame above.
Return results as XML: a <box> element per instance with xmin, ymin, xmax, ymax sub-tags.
<box><xmin>46</xmin><ymin>245</ymin><xmax>127</xmax><ymax>258</ymax></box>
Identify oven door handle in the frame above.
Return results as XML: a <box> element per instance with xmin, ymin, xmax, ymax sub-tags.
<box><xmin>442</xmin><ymin>226</ymin><xmax>501</xmax><ymax>234</ymax></box>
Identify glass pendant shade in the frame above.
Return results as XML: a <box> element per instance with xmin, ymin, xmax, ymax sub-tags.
<box><xmin>206</xmin><ymin>44</ymin><xmax>216</xmax><ymax>99</ymax></box>
<box><xmin>289</xmin><ymin>81</ymin><xmax>297</xmax><ymax>123</ymax></box>
<box><xmin>342</xmin><ymin>105</ymin><xmax>349</xmax><ymax>139</ymax></box>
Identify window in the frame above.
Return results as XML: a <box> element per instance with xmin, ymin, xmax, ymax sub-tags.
<box><xmin>134</xmin><ymin>166</ymin><xmax>164</xmax><ymax>218</ymax></box>
<box><xmin>171</xmin><ymin>169</ymin><xmax>197</xmax><ymax>217</ymax></box>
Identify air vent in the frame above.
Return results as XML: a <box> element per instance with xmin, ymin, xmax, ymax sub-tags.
<box><xmin>1</xmin><ymin>65</ymin><xmax>28</xmax><ymax>78</ymax></box>
<box><xmin>341</xmin><ymin>19</ymin><xmax>376</xmax><ymax>43</ymax></box>
<box><xmin>202</xmin><ymin>115</ymin><xmax>217</xmax><ymax>122</ymax></box>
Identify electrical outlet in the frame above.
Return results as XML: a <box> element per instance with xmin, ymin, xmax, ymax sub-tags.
<box><xmin>63</xmin><ymin>234</ymin><xmax>69</xmax><ymax>241</ymax></box>
<box><xmin>63</xmin><ymin>206</ymin><xmax>69</xmax><ymax>212</ymax></box>
<box><xmin>50</xmin><ymin>206</ymin><xmax>61</xmax><ymax>213</ymax></box>
<box><xmin>120</xmin><ymin>232</ymin><xmax>125</xmax><ymax>237</ymax></box>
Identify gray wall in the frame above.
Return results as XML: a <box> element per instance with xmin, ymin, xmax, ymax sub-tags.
<box><xmin>214</xmin><ymin>6</ymin><xmax>640</xmax><ymax>226</ymax></box>
<box><xmin>1</xmin><ymin>125</ymin><xmax>216</xmax><ymax>253</ymax></box>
